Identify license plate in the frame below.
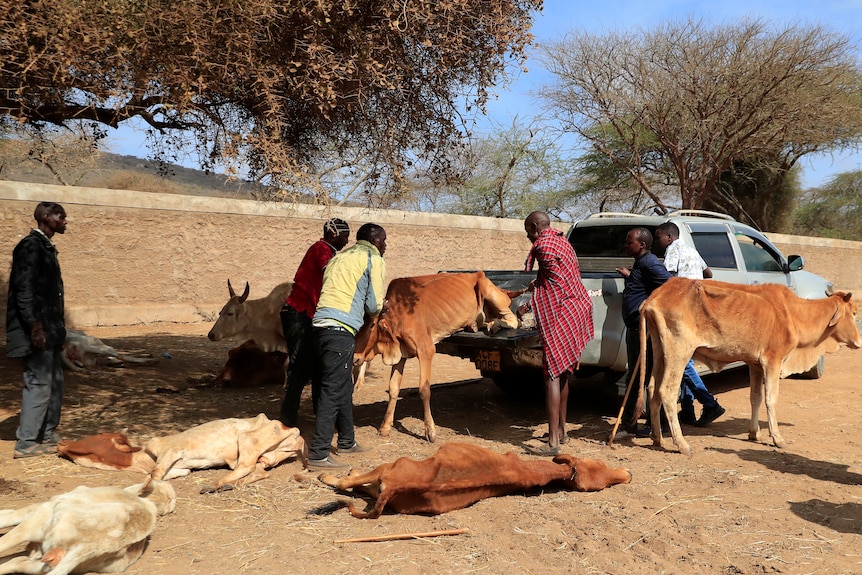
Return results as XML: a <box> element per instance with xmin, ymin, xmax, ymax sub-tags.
<box><xmin>475</xmin><ymin>350</ymin><xmax>501</xmax><ymax>372</ymax></box>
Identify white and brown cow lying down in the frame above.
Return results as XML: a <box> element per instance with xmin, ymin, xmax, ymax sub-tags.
<box><xmin>58</xmin><ymin>414</ymin><xmax>306</xmax><ymax>494</ymax></box>
<box><xmin>62</xmin><ymin>330</ymin><xmax>156</xmax><ymax>371</ymax></box>
<box><xmin>213</xmin><ymin>339</ymin><xmax>288</xmax><ymax>387</ymax></box>
<box><xmin>312</xmin><ymin>442</ymin><xmax>631</xmax><ymax>519</ymax></box>
<box><xmin>637</xmin><ymin>278</ymin><xmax>861</xmax><ymax>456</ymax></box>
<box><xmin>354</xmin><ymin>272</ymin><xmax>521</xmax><ymax>443</ymax></box>
<box><xmin>0</xmin><ymin>480</ymin><xmax>175</xmax><ymax>575</ymax></box>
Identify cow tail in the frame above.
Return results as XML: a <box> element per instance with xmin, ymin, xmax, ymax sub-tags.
<box><xmin>307</xmin><ymin>500</ymin><xmax>348</xmax><ymax>516</ymax></box>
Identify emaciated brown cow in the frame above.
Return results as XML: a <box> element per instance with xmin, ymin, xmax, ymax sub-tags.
<box><xmin>213</xmin><ymin>339</ymin><xmax>288</xmax><ymax>387</ymax></box>
<box><xmin>207</xmin><ymin>280</ymin><xmax>292</xmax><ymax>352</ymax></box>
<box><xmin>638</xmin><ymin>278</ymin><xmax>861</xmax><ymax>456</ymax></box>
<box><xmin>312</xmin><ymin>442</ymin><xmax>632</xmax><ymax>519</ymax></box>
<box><xmin>354</xmin><ymin>272</ymin><xmax>520</xmax><ymax>443</ymax></box>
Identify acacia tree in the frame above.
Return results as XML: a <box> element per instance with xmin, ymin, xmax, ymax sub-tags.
<box><xmin>793</xmin><ymin>171</ymin><xmax>862</xmax><ymax>240</ymax></box>
<box><xmin>539</xmin><ymin>18</ymin><xmax>862</xmax><ymax>222</ymax></box>
<box><xmin>1</xmin><ymin>0</ymin><xmax>540</xmax><ymax>200</ymax></box>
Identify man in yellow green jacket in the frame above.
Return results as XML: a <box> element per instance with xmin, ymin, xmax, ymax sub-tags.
<box><xmin>307</xmin><ymin>223</ymin><xmax>387</xmax><ymax>469</ymax></box>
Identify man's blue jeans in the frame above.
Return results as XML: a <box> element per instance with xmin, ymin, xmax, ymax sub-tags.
<box><xmin>679</xmin><ymin>359</ymin><xmax>718</xmax><ymax>413</ymax></box>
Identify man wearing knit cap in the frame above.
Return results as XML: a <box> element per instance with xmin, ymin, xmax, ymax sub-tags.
<box><xmin>278</xmin><ymin>218</ymin><xmax>350</xmax><ymax>427</ymax></box>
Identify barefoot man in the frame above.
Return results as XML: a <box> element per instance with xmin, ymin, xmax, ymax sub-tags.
<box><xmin>522</xmin><ymin>211</ymin><xmax>594</xmax><ymax>454</ymax></box>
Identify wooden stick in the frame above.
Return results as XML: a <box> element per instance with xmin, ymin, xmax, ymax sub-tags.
<box><xmin>607</xmin><ymin>352</ymin><xmax>641</xmax><ymax>447</ymax></box>
<box><xmin>334</xmin><ymin>527</ymin><xmax>469</xmax><ymax>544</ymax></box>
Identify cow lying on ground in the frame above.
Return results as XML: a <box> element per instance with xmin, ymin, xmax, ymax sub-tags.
<box><xmin>213</xmin><ymin>339</ymin><xmax>288</xmax><ymax>387</ymax></box>
<box><xmin>0</xmin><ymin>480</ymin><xmax>175</xmax><ymax>575</ymax></box>
<box><xmin>207</xmin><ymin>280</ymin><xmax>293</xmax><ymax>352</ymax></box>
<box><xmin>58</xmin><ymin>433</ymin><xmax>156</xmax><ymax>474</ymax></box>
<box><xmin>637</xmin><ymin>278</ymin><xmax>861</xmax><ymax>455</ymax></box>
<box><xmin>312</xmin><ymin>442</ymin><xmax>631</xmax><ymax>519</ymax></box>
<box><xmin>354</xmin><ymin>272</ymin><xmax>520</xmax><ymax>443</ymax></box>
<box><xmin>62</xmin><ymin>330</ymin><xmax>156</xmax><ymax>371</ymax></box>
<box><xmin>146</xmin><ymin>414</ymin><xmax>306</xmax><ymax>493</ymax></box>
<box><xmin>57</xmin><ymin>415</ymin><xmax>306</xmax><ymax>494</ymax></box>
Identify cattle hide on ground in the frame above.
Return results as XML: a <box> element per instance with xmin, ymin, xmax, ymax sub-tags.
<box><xmin>57</xmin><ymin>433</ymin><xmax>156</xmax><ymax>475</ymax></box>
<box><xmin>638</xmin><ymin>278</ymin><xmax>861</xmax><ymax>455</ymax></box>
<box><xmin>62</xmin><ymin>330</ymin><xmax>156</xmax><ymax>371</ymax></box>
<box><xmin>207</xmin><ymin>280</ymin><xmax>292</xmax><ymax>352</ymax></box>
<box><xmin>312</xmin><ymin>442</ymin><xmax>631</xmax><ymax>519</ymax></box>
<box><xmin>146</xmin><ymin>414</ymin><xmax>306</xmax><ymax>493</ymax></box>
<box><xmin>0</xmin><ymin>480</ymin><xmax>175</xmax><ymax>575</ymax></box>
<box><xmin>354</xmin><ymin>272</ymin><xmax>519</xmax><ymax>443</ymax></box>
<box><xmin>213</xmin><ymin>339</ymin><xmax>287</xmax><ymax>387</ymax></box>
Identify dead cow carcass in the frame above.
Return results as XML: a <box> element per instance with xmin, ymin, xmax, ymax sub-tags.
<box><xmin>207</xmin><ymin>280</ymin><xmax>292</xmax><ymax>352</ymax></box>
<box><xmin>0</xmin><ymin>480</ymin><xmax>175</xmax><ymax>575</ymax></box>
<box><xmin>213</xmin><ymin>340</ymin><xmax>288</xmax><ymax>387</ymax></box>
<box><xmin>146</xmin><ymin>414</ymin><xmax>306</xmax><ymax>493</ymax></box>
<box><xmin>354</xmin><ymin>272</ymin><xmax>520</xmax><ymax>443</ymax></box>
<box><xmin>638</xmin><ymin>278</ymin><xmax>861</xmax><ymax>456</ymax></box>
<box><xmin>62</xmin><ymin>330</ymin><xmax>155</xmax><ymax>371</ymax></box>
<box><xmin>313</xmin><ymin>442</ymin><xmax>631</xmax><ymax>519</ymax></box>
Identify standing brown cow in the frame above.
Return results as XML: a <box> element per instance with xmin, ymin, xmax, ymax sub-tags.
<box><xmin>638</xmin><ymin>278</ymin><xmax>861</xmax><ymax>455</ymax></box>
<box><xmin>354</xmin><ymin>272</ymin><xmax>520</xmax><ymax>443</ymax></box>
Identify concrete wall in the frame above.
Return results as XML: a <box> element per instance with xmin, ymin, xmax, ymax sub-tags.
<box><xmin>2</xmin><ymin>180</ymin><xmax>861</xmax><ymax>329</ymax></box>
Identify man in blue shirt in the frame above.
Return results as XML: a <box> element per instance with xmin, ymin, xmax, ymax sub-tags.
<box><xmin>616</xmin><ymin>227</ymin><xmax>671</xmax><ymax>437</ymax></box>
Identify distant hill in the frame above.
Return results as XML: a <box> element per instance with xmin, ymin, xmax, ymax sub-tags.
<box><xmin>1</xmin><ymin>152</ymin><xmax>257</xmax><ymax>199</ymax></box>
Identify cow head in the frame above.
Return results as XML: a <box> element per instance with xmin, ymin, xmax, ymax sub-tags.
<box><xmin>552</xmin><ymin>454</ymin><xmax>632</xmax><ymax>492</ymax></box>
<box><xmin>828</xmin><ymin>292</ymin><xmax>861</xmax><ymax>349</ymax></box>
<box><xmin>207</xmin><ymin>279</ymin><xmax>251</xmax><ymax>342</ymax></box>
<box><xmin>58</xmin><ymin>432</ymin><xmax>156</xmax><ymax>474</ymax></box>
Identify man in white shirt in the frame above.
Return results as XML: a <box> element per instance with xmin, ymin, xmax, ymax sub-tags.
<box><xmin>654</xmin><ymin>222</ymin><xmax>726</xmax><ymax>427</ymax></box>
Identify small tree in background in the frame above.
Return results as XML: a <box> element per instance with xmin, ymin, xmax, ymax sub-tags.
<box><xmin>793</xmin><ymin>171</ymin><xmax>862</xmax><ymax>240</ymax></box>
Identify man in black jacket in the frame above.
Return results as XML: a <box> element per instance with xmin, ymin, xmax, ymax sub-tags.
<box><xmin>6</xmin><ymin>202</ymin><xmax>68</xmax><ymax>458</ymax></box>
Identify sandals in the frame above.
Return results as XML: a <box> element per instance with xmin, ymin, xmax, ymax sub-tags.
<box><xmin>13</xmin><ymin>443</ymin><xmax>57</xmax><ymax>459</ymax></box>
<box><xmin>522</xmin><ymin>444</ymin><xmax>561</xmax><ymax>457</ymax></box>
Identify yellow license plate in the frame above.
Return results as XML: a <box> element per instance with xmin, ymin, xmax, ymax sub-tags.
<box><xmin>475</xmin><ymin>350</ymin><xmax>501</xmax><ymax>372</ymax></box>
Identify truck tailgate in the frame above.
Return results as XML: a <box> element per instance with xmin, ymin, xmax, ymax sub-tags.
<box><xmin>436</xmin><ymin>328</ymin><xmax>541</xmax><ymax>353</ymax></box>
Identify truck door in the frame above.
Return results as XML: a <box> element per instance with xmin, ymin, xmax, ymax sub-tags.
<box><xmin>731</xmin><ymin>226</ymin><xmax>794</xmax><ymax>291</ymax></box>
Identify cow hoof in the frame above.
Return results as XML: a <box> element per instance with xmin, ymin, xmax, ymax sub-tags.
<box><xmin>772</xmin><ymin>437</ymin><xmax>787</xmax><ymax>449</ymax></box>
<box><xmin>748</xmin><ymin>431</ymin><xmax>760</xmax><ymax>442</ymax></box>
<box><xmin>425</xmin><ymin>427</ymin><xmax>437</xmax><ymax>443</ymax></box>
<box><xmin>318</xmin><ymin>473</ymin><xmax>339</xmax><ymax>487</ymax></box>
<box><xmin>378</xmin><ymin>427</ymin><xmax>391</xmax><ymax>438</ymax></box>
<box><xmin>200</xmin><ymin>485</ymin><xmax>217</xmax><ymax>494</ymax></box>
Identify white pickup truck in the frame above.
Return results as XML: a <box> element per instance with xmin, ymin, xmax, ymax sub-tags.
<box><xmin>436</xmin><ymin>210</ymin><xmax>836</xmax><ymax>394</ymax></box>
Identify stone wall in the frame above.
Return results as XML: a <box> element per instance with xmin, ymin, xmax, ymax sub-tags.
<box><xmin>1</xmin><ymin>181</ymin><xmax>860</xmax><ymax>329</ymax></box>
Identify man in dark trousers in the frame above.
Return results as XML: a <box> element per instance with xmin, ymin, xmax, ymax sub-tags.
<box><xmin>278</xmin><ymin>218</ymin><xmax>350</xmax><ymax>427</ymax></box>
<box><xmin>616</xmin><ymin>227</ymin><xmax>671</xmax><ymax>438</ymax></box>
<box><xmin>521</xmin><ymin>211</ymin><xmax>594</xmax><ymax>454</ymax></box>
<box><xmin>6</xmin><ymin>202</ymin><xmax>68</xmax><ymax>458</ymax></box>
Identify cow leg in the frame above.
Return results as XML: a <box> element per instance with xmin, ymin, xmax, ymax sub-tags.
<box><xmin>762</xmin><ymin>365</ymin><xmax>786</xmax><ymax>448</ymax></box>
<box><xmin>748</xmin><ymin>366</ymin><xmax>765</xmax><ymax>442</ymax></box>
<box><xmin>319</xmin><ymin>465</ymin><xmax>387</xmax><ymax>499</ymax></box>
<box><xmin>0</xmin><ymin>556</ymin><xmax>50</xmax><ymax>575</ymax></box>
<box><xmin>651</xmin><ymin>356</ymin><xmax>692</xmax><ymax>456</ymax></box>
<box><xmin>150</xmin><ymin>449</ymin><xmax>186</xmax><ymax>481</ymax></box>
<box><xmin>379</xmin><ymin>360</ymin><xmax>406</xmax><ymax>437</ymax></box>
<box><xmin>416</xmin><ymin>347</ymin><xmax>437</xmax><ymax>443</ymax></box>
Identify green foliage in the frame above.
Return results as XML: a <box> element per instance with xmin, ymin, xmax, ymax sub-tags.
<box><xmin>793</xmin><ymin>171</ymin><xmax>862</xmax><ymax>240</ymax></box>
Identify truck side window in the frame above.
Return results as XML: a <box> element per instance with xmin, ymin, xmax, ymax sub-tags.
<box><xmin>735</xmin><ymin>234</ymin><xmax>783</xmax><ymax>272</ymax></box>
<box><xmin>691</xmin><ymin>232</ymin><xmax>737</xmax><ymax>269</ymax></box>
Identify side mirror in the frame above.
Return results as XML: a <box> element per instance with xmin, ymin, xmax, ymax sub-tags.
<box><xmin>787</xmin><ymin>254</ymin><xmax>804</xmax><ymax>271</ymax></box>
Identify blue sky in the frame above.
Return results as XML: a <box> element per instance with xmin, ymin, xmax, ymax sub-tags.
<box><xmin>106</xmin><ymin>0</ymin><xmax>862</xmax><ymax>189</ymax></box>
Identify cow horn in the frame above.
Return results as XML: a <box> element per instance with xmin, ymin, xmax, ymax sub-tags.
<box><xmin>228</xmin><ymin>279</ymin><xmax>237</xmax><ymax>297</ymax></box>
<box><xmin>239</xmin><ymin>282</ymin><xmax>250</xmax><ymax>303</ymax></box>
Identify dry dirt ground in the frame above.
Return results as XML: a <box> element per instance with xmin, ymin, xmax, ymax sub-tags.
<box><xmin>0</xmin><ymin>324</ymin><xmax>860</xmax><ymax>575</ymax></box>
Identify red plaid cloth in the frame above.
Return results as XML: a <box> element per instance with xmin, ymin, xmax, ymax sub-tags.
<box><xmin>525</xmin><ymin>228</ymin><xmax>594</xmax><ymax>379</ymax></box>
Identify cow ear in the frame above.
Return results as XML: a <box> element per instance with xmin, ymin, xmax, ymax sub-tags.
<box><xmin>843</xmin><ymin>292</ymin><xmax>853</xmax><ymax>302</ymax></box>
<box><xmin>829</xmin><ymin>304</ymin><xmax>844</xmax><ymax>327</ymax></box>
<box><xmin>112</xmin><ymin>436</ymin><xmax>133</xmax><ymax>453</ymax></box>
